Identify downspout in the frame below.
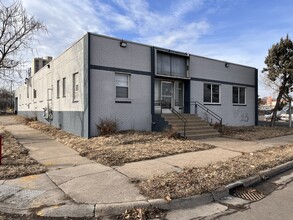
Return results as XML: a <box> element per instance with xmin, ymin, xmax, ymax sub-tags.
<box><xmin>87</xmin><ymin>32</ymin><xmax>91</xmax><ymax>138</ymax></box>
<box><xmin>255</xmin><ymin>69</ymin><xmax>259</xmax><ymax>126</ymax></box>
<box><xmin>151</xmin><ymin>47</ymin><xmax>155</xmax><ymax>131</ymax></box>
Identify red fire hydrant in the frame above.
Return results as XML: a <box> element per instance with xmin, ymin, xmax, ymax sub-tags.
<box><xmin>0</xmin><ymin>135</ymin><xmax>2</xmax><ymax>165</ymax></box>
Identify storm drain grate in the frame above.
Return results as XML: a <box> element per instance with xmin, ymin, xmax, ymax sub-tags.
<box><xmin>231</xmin><ymin>187</ymin><xmax>266</xmax><ymax>201</ymax></box>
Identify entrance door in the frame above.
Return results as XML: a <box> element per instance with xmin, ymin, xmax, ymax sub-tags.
<box><xmin>161</xmin><ymin>81</ymin><xmax>173</xmax><ymax>113</ymax></box>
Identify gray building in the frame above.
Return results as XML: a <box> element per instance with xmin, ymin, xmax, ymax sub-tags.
<box><xmin>15</xmin><ymin>33</ymin><xmax>258</xmax><ymax>138</ymax></box>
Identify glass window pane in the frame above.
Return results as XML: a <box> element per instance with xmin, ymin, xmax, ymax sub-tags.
<box><xmin>162</xmin><ymin>82</ymin><xmax>172</xmax><ymax>96</ymax></box>
<box><xmin>175</xmin><ymin>82</ymin><xmax>184</xmax><ymax>107</ymax></box>
<box><xmin>157</xmin><ymin>52</ymin><xmax>171</xmax><ymax>75</ymax></box>
<box><xmin>116</xmin><ymin>87</ymin><xmax>128</xmax><ymax>98</ymax></box>
<box><xmin>57</xmin><ymin>80</ymin><xmax>60</xmax><ymax>98</ymax></box>
<box><xmin>233</xmin><ymin>87</ymin><xmax>238</xmax><ymax>103</ymax></box>
<box><xmin>171</xmin><ymin>56</ymin><xmax>186</xmax><ymax>77</ymax></box>
<box><xmin>162</xmin><ymin>97</ymin><xmax>172</xmax><ymax>108</ymax></box>
<box><xmin>116</xmin><ymin>75</ymin><xmax>128</xmax><ymax>87</ymax></box>
<box><xmin>73</xmin><ymin>73</ymin><xmax>79</xmax><ymax>101</ymax></box>
<box><xmin>212</xmin><ymin>85</ymin><xmax>219</xmax><ymax>103</ymax></box>
<box><xmin>239</xmin><ymin>87</ymin><xmax>245</xmax><ymax>104</ymax></box>
<box><xmin>204</xmin><ymin>84</ymin><xmax>211</xmax><ymax>102</ymax></box>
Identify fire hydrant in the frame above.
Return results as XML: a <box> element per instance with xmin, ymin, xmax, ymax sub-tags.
<box><xmin>0</xmin><ymin>135</ymin><xmax>2</xmax><ymax>165</ymax></box>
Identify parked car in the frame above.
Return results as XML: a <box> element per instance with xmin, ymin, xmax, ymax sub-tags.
<box><xmin>279</xmin><ymin>106</ymin><xmax>293</xmax><ymax>122</ymax></box>
<box><xmin>280</xmin><ymin>113</ymin><xmax>293</xmax><ymax>122</ymax></box>
<box><xmin>264</xmin><ymin>109</ymin><xmax>285</xmax><ymax>121</ymax></box>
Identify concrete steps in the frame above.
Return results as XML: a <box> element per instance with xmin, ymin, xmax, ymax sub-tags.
<box><xmin>161</xmin><ymin>113</ymin><xmax>221</xmax><ymax>139</ymax></box>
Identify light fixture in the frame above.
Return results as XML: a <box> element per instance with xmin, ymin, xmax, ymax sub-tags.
<box><xmin>47</xmin><ymin>64</ymin><xmax>50</xmax><ymax>68</ymax></box>
<box><xmin>225</xmin><ymin>62</ymin><xmax>230</xmax><ymax>68</ymax></box>
<box><xmin>120</xmin><ymin>41</ymin><xmax>127</xmax><ymax>48</ymax></box>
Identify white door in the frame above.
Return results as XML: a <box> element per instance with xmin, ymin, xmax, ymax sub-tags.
<box><xmin>161</xmin><ymin>81</ymin><xmax>173</xmax><ymax>113</ymax></box>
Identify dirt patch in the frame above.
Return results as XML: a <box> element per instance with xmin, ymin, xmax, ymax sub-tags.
<box><xmin>137</xmin><ymin>144</ymin><xmax>293</xmax><ymax>199</ymax></box>
<box><xmin>0</xmin><ymin>130</ymin><xmax>47</xmax><ymax>179</ymax></box>
<box><xmin>24</xmin><ymin>120</ymin><xmax>214</xmax><ymax>166</ymax></box>
<box><xmin>117</xmin><ymin>207</ymin><xmax>166</xmax><ymax>220</ymax></box>
<box><xmin>221</xmin><ymin>125</ymin><xmax>293</xmax><ymax>141</ymax></box>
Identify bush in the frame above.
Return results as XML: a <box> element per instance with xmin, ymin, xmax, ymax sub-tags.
<box><xmin>24</xmin><ymin>116</ymin><xmax>37</xmax><ymax>125</ymax></box>
<box><xmin>164</xmin><ymin>129</ymin><xmax>184</xmax><ymax>140</ymax></box>
<box><xmin>97</xmin><ymin>118</ymin><xmax>119</xmax><ymax>136</ymax></box>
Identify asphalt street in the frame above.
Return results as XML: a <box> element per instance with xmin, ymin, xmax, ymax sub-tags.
<box><xmin>218</xmin><ymin>182</ymin><xmax>293</xmax><ymax>219</ymax></box>
<box><xmin>165</xmin><ymin>169</ymin><xmax>293</xmax><ymax>220</ymax></box>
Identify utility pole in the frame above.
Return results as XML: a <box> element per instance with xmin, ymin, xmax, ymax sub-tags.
<box><xmin>289</xmin><ymin>99</ymin><xmax>292</xmax><ymax>128</ymax></box>
<box><xmin>10</xmin><ymin>80</ymin><xmax>13</xmax><ymax>110</ymax></box>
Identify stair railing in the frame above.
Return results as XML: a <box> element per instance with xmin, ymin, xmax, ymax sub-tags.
<box><xmin>190</xmin><ymin>101</ymin><xmax>223</xmax><ymax>132</ymax></box>
<box><xmin>155</xmin><ymin>100</ymin><xmax>187</xmax><ymax>138</ymax></box>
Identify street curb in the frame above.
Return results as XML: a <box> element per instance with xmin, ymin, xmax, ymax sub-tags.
<box><xmin>259</xmin><ymin>160</ymin><xmax>293</xmax><ymax>180</ymax></box>
<box><xmin>95</xmin><ymin>160</ymin><xmax>293</xmax><ymax>216</ymax></box>
<box><xmin>1</xmin><ymin>161</ymin><xmax>293</xmax><ymax>217</ymax></box>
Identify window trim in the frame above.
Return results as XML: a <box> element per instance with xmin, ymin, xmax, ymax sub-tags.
<box><xmin>115</xmin><ymin>73</ymin><xmax>131</xmax><ymax>102</ymax></box>
<box><xmin>203</xmin><ymin>83</ymin><xmax>221</xmax><ymax>105</ymax></box>
<box><xmin>232</xmin><ymin>86</ymin><xmax>246</xmax><ymax>105</ymax></box>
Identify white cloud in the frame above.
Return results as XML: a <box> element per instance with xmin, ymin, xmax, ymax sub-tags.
<box><xmin>170</xmin><ymin>0</ymin><xmax>203</xmax><ymax>18</ymax></box>
<box><xmin>22</xmin><ymin>0</ymin><xmax>108</xmax><ymax>58</ymax></box>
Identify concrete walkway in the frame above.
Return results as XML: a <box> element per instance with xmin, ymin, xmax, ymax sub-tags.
<box><xmin>0</xmin><ymin>115</ymin><xmax>293</xmax><ymax>218</ymax></box>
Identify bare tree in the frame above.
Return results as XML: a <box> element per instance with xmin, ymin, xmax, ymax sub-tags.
<box><xmin>0</xmin><ymin>0</ymin><xmax>46</xmax><ymax>81</ymax></box>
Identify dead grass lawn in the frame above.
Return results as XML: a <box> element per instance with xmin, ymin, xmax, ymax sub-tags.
<box><xmin>0</xmin><ymin>130</ymin><xmax>46</xmax><ymax>179</ymax></box>
<box><xmin>138</xmin><ymin>144</ymin><xmax>293</xmax><ymax>199</ymax></box>
<box><xmin>221</xmin><ymin>125</ymin><xmax>293</xmax><ymax>141</ymax></box>
<box><xmin>25</xmin><ymin>120</ymin><xmax>214</xmax><ymax>166</ymax></box>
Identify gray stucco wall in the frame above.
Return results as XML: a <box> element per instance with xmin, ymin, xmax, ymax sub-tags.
<box><xmin>17</xmin><ymin>111</ymin><xmax>85</xmax><ymax>137</ymax></box>
<box><xmin>89</xmin><ymin>34</ymin><xmax>152</xmax><ymax>137</ymax></box>
<box><xmin>189</xmin><ymin>55</ymin><xmax>257</xmax><ymax>126</ymax></box>
<box><xmin>89</xmin><ymin>70</ymin><xmax>152</xmax><ymax>136</ymax></box>
<box><xmin>15</xmin><ymin>34</ymin><xmax>89</xmax><ymax>137</ymax></box>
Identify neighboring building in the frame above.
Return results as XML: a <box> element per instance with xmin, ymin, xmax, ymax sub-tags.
<box><xmin>15</xmin><ymin>33</ymin><xmax>258</xmax><ymax>138</ymax></box>
<box><xmin>31</xmin><ymin>56</ymin><xmax>53</xmax><ymax>75</ymax></box>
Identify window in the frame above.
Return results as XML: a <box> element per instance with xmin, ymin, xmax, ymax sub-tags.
<box><xmin>203</xmin><ymin>83</ymin><xmax>220</xmax><ymax>104</ymax></box>
<box><xmin>33</xmin><ymin>89</ymin><xmax>37</xmax><ymax>99</ymax></box>
<box><xmin>62</xmin><ymin>77</ymin><xmax>66</xmax><ymax>97</ymax></box>
<box><xmin>157</xmin><ymin>51</ymin><xmax>187</xmax><ymax>78</ymax></box>
<box><xmin>116</xmin><ymin>74</ymin><xmax>129</xmax><ymax>99</ymax></box>
<box><xmin>57</xmin><ymin>80</ymin><xmax>60</xmax><ymax>98</ymax></box>
<box><xmin>73</xmin><ymin>73</ymin><xmax>79</xmax><ymax>101</ymax></box>
<box><xmin>233</xmin><ymin>86</ymin><xmax>246</xmax><ymax>104</ymax></box>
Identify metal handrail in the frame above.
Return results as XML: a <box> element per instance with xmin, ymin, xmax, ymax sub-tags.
<box><xmin>190</xmin><ymin>101</ymin><xmax>223</xmax><ymax>131</ymax></box>
<box><xmin>155</xmin><ymin>100</ymin><xmax>187</xmax><ymax>137</ymax></box>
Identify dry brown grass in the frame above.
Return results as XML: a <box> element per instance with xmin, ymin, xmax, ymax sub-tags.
<box><xmin>137</xmin><ymin>144</ymin><xmax>293</xmax><ymax>199</ymax></box>
<box><xmin>25</xmin><ymin>120</ymin><xmax>214</xmax><ymax>166</ymax></box>
<box><xmin>0</xmin><ymin>130</ymin><xmax>46</xmax><ymax>179</ymax></box>
<box><xmin>221</xmin><ymin>125</ymin><xmax>293</xmax><ymax>141</ymax></box>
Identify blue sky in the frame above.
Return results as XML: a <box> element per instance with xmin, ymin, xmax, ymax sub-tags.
<box><xmin>18</xmin><ymin>0</ymin><xmax>293</xmax><ymax>97</ymax></box>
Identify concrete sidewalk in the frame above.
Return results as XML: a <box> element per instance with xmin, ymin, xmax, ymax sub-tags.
<box><xmin>0</xmin><ymin>115</ymin><xmax>293</xmax><ymax>218</ymax></box>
